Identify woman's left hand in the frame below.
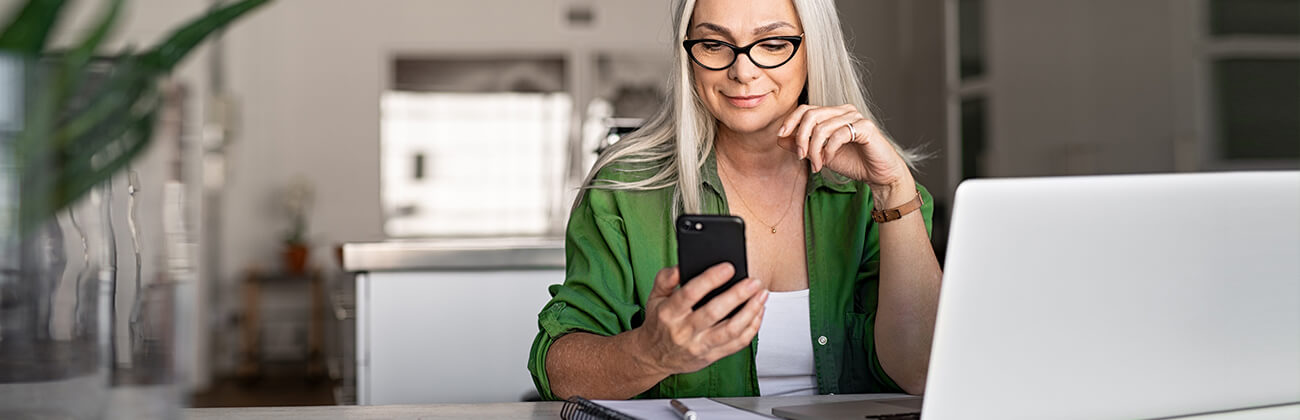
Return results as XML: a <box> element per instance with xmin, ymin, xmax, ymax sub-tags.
<box><xmin>777</xmin><ymin>104</ymin><xmax>911</xmax><ymax>191</ymax></box>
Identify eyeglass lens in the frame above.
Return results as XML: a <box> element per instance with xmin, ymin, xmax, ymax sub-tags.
<box><xmin>690</xmin><ymin>38</ymin><xmax>797</xmax><ymax>69</ymax></box>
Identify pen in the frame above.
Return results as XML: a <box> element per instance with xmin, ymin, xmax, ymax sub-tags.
<box><xmin>670</xmin><ymin>399</ymin><xmax>698</xmax><ymax>420</ymax></box>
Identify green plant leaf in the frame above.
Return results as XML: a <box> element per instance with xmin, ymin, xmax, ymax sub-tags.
<box><xmin>15</xmin><ymin>51</ymin><xmax>137</xmax><ymax>179</ymax></box>
<box><xmin>57</xmin><ymin>0</ymin><xmax>124</xmax><ymax>94</ymax></box>
<box><xmin>19</xmin><ymin>58</ymin><xmax>156</xmax><ymax>232</ymax></box>
<box><xmin>141</xmin><ymin>0</ymin><xmax>270</xmax><ymax>72</ymax></box>
<box><xmin>18</xmin><ymin>54</ymin><xmax>141</xmax><ymax>203</ymax></box>
<box><xmin>55</xmin><ymin>53</ymin><xmax>148</xmax><ymax>147</ymax></box>
<box><xmin>64</xmin><ymin>0</ymin><xmax>122</xmax><ymax>65</ymax></box>
<box><xmin>20</xmin><ymin>104</ymin><xmax>158</xmax><ymax>232</ymax></box>
<box><xmin>13</xmin><ymin>0</ymin><xmax>274</xmax><ymax>236</ymax></box>
<box><xmin>62</xmin><ymin>77</ymin><xmax>157</xmax><ymax>165</ymax></box>
<box><xmin>0</xmin><ymin>0</ymin><xmax>67</xmax><ymax>55</ymax></box>
<box><xmin>56</xmin><ymin>110</ymin><xmax>157</xmax><ymax>213</ymax></box>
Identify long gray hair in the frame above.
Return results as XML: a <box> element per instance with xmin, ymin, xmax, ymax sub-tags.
<box><xmin>578</xmin><ymin>0</ymin><xmax>919</xmax><ymax>214</ymax></box>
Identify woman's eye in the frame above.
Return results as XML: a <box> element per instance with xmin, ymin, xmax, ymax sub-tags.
<box><xmin>700</xmin><ymin>41</ymin><xmax>725</xmax><ymax>52</ymax></box>
<box><xmin>760</xmin><ymin>42</ymin><xmax>790</xmax><ymax>52</ymax></box>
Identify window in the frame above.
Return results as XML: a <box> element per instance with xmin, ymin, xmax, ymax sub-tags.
<box><xmin>382</xmin><ymin>58</ymin><xmax>571</xmax><ymax>237</ymax></box>
<box><xmin>948</xmin><ymin>0</ymin><xmax>989</xmax><ymax>182</ymax></box>
<box><xmin>1212</xmin><ymin>58</ymin><xmax>1300</xmax><ymax>160</ymax></box>
<box><xmin>1201</xmin><ymin>0</ymin><xmax>1300</xmax><ymax>166</ymax></box>
<box><xmin>958</xmin><ymin>0</ymin><xmax>985</xmax><ymax>81</ymax></box>
<box><xmin>959</xmin><ymin>97</ymin><xmax>987</xmax><ymax>181</ymax></box>
<box><xmin>1210</xmin><ymin>0</ymin><xmax>1300</xmax><ymax>36</ymax></box>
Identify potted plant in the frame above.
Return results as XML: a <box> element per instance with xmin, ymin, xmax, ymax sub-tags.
<box><xmin>0</xmin><ymin>0</ymin><xmax>273</xmax><ymax>417</ymax></box>
<box><xmin>2</xmin><ymin>0</ymin><xmax>272</xmax><ymax>232</ymax></box>
<box><xmin>281</xmin><ymin>177</ymin><xmax>315</xmax><ymax>275</ymax></box>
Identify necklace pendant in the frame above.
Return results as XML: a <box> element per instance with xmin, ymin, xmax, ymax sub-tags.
<box><xmin>770</xmin><ymin>227</ymin><xmax>777</xmax><ymax>234</ymax></box>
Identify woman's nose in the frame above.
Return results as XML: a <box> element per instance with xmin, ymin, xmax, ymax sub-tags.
<box><xmin>727</xmin><ymin>53</ymin><xmax>763</xmax><ymax>83</ymax></box>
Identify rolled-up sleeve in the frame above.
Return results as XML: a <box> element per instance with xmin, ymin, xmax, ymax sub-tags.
<box><xmin>528</xmin><ymin>186</ymin><xmax>644</xmax><ymax>400</ymax></box>
<box><xmin>861</xmin><ymin>183</ymin><xmax>935</xmax><ymax>392</ymax></box>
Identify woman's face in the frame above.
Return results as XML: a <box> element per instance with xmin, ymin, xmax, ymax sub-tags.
<box><xmin>688</xmin><ymin>0</ymin><xmax>807</xmax><ymax>136</ymax></box>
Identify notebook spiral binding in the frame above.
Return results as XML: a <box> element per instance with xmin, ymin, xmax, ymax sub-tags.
<box><xmin>560</xmin><ymin>396</ymin><xmax>641</xmax><ymax>420</ymax></box>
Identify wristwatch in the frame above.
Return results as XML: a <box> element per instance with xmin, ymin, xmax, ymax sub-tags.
<box><xmin>871</xmin><ymin>190</ymin><xmax>923</xmax><ymax>223</ymax></box>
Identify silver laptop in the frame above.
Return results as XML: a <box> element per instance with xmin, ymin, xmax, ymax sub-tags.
<box><xmin>774</xmin><ymin>171</ymin><xmax>1300</xmax><ymax>420</ymax></box>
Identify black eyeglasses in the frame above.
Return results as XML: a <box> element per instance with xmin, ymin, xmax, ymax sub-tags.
<box><xmin>682</xmin><ymin>34</ymin><xmax>804</xmax><ymax>71</ymax></box>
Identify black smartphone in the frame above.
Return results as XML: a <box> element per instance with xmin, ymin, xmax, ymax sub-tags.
<box><xmin>675</xmin><ymin>214</ymin><xmax>749</xmax><ymax>315</ymax></box>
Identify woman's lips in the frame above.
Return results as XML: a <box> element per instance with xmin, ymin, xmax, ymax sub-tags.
<box><xmin>724</xmin><ymin>93</ymin><xmax>767</xmax><ymax>108</ymax></box>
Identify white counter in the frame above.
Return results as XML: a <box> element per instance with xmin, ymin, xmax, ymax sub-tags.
<box><xmin>343</xmin><ymin>239</ymin><xmax>564</xmax><ymax>405</ymax></box>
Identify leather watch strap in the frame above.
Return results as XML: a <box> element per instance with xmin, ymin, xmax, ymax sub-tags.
<box><xmin>871</xmin><ymin>190</ymin><xmax>923</xmax><ymax>223</ymax></box>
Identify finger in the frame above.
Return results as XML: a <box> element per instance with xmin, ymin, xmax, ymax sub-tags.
<box><xmin>669</xmin><ymin>262</ymin><xmax>736</xmax><ymax>312</ymax></box>
<box><xmin>689</xmin><ymin>276</ymin><xmax>763</xmax><ymax>329</ymax></box>
<box><xmin>778</xmin><ymin>105</ymin><xmax>812</xmax><ymax>138</ymax></box>
<box><xmin>649</xmin><ymin>266</ymin><xmax>680</xmax><ymax>300</ymax></box>
<box><xmin>819</xmin><ymin>115</ymin><xmax>867</xmax><ymax>169</ymax></box>
<box><xmin>807</xmin><ymin>110</ymin><xmax>856</xmax><ymax>172</ymax></box>
<box><xmin>711</xmin><ymin>304</ymin><xmax>765</xmax><ymax>359</ymax></box>
<box><xmin>822</xmin><ymin>128</ymin><xmax>851</xmax><ymax>169</ymax></box>
<box><xmin>794</xmin><ymin>108</ymin><xmax>837</xmax><ymax>160</ymax></box>
<box><xmin>776</xmin><ymin>134</ymin><xmax>799</xmax><ymax>155</ymax></box>
<box><xmin>737</xmin><ymin>306</ymin><xmax>765</xmax><ymax>348</ymax></box>
<box><xmin>742</xmin><ymin>306</ymin><xmax>766</xmax><ymax>344</ymax></box>
<box><xmin>717</xmin><ymin>287</ymin><xmax>768</xmax><ymax>338</ymax></box>
<box><xmin>849</xmin><ymin>118</ymin><xmax>878</xmax><ymax>144</ymax></box>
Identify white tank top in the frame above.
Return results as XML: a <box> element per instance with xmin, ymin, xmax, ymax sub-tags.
<box><xmin>756</xmin><ymin>289</ymin><xmax>817</xmax><ymax>396</ymax></box>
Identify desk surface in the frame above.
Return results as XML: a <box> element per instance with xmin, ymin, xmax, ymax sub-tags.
<box><xmin>184</xmin><ymin>395</ymin><xmax>1300</xmax><ymax>420</ymax></box>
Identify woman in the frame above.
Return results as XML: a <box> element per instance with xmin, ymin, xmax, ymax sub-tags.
<box><xmin>528</xmin><ymin>0</ymin><xmax>942</xmax><ymax>399</ymax></box>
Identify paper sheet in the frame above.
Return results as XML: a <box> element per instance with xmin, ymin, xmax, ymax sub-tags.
<box><xmin>594</xmin><ymin>397</ymin><xmax>774</xmax><ymax>420</ymax></box>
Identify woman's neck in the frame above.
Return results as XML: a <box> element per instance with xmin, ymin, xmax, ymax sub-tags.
<box><xmin>715</xmin><ymin>123</ymin><xmax>802</xmax><ymax>179</ymax></box>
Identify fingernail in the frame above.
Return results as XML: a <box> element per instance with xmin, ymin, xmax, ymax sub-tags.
<box><xmin>778</xmin><ymin>126</ymin><xmax>788</xmax><ymax>136</ymax></box>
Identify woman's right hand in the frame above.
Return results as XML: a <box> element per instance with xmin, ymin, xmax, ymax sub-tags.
<box><xmin>632</xmin><ymin>263</ymin><xmax>769</xmax><ymax>376</ymax></box>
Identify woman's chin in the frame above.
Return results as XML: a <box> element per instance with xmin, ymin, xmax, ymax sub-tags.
<box><xmin>716</xmin><ymin>114</ymin><xmax>781</xmax><ymax>136</ymax></box>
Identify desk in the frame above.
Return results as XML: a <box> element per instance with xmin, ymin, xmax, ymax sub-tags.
<box><xmin>184</xmin><ymin>395</ymin><xmax>1300</xmax><ymax>420</ymax></box>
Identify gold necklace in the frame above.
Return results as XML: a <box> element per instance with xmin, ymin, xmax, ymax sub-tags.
<box><xmin>717</xmin><ymin>158</ymin><xmax>799</xmax><ymax>234</ymax></box>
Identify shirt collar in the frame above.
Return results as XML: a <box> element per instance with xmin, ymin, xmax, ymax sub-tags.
<box><xmin>701</xmin><ymin>148</ymin><xmax>858</xmax><ymax>197</ymax></box>
<box><xmin>701</xmin><ymin>149</ymin><xmax>724</xmax><ymax>196</ymax></box>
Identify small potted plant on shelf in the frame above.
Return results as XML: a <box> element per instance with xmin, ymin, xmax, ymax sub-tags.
<box><xmin>281</xmin><ymin>176</ymin><xmax>315</xmax><ymax>275</ymax></box>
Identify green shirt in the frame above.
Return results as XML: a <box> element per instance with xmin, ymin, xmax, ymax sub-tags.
<box><xmin>528</xmin><ymin>152</ymin><xmax>934</xmax><ymax>399</ymax></box>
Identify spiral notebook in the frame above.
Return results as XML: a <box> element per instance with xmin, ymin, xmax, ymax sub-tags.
<box><xmin>561</xmin><ymin>396</ymin><xmax>774</xmax><ymax>420</ymax></box>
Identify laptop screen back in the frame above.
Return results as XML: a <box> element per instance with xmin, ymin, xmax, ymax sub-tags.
<box><xmin>923</xmin><ymin>172</ymin><xmax>1300</xmax><ymax>420</ymax></box>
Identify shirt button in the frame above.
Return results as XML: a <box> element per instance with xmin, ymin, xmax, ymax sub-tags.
<box><xmin>817</xmin><ymin>336</ymin><xmax>828</xmax><ymax>346</ymax></box>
